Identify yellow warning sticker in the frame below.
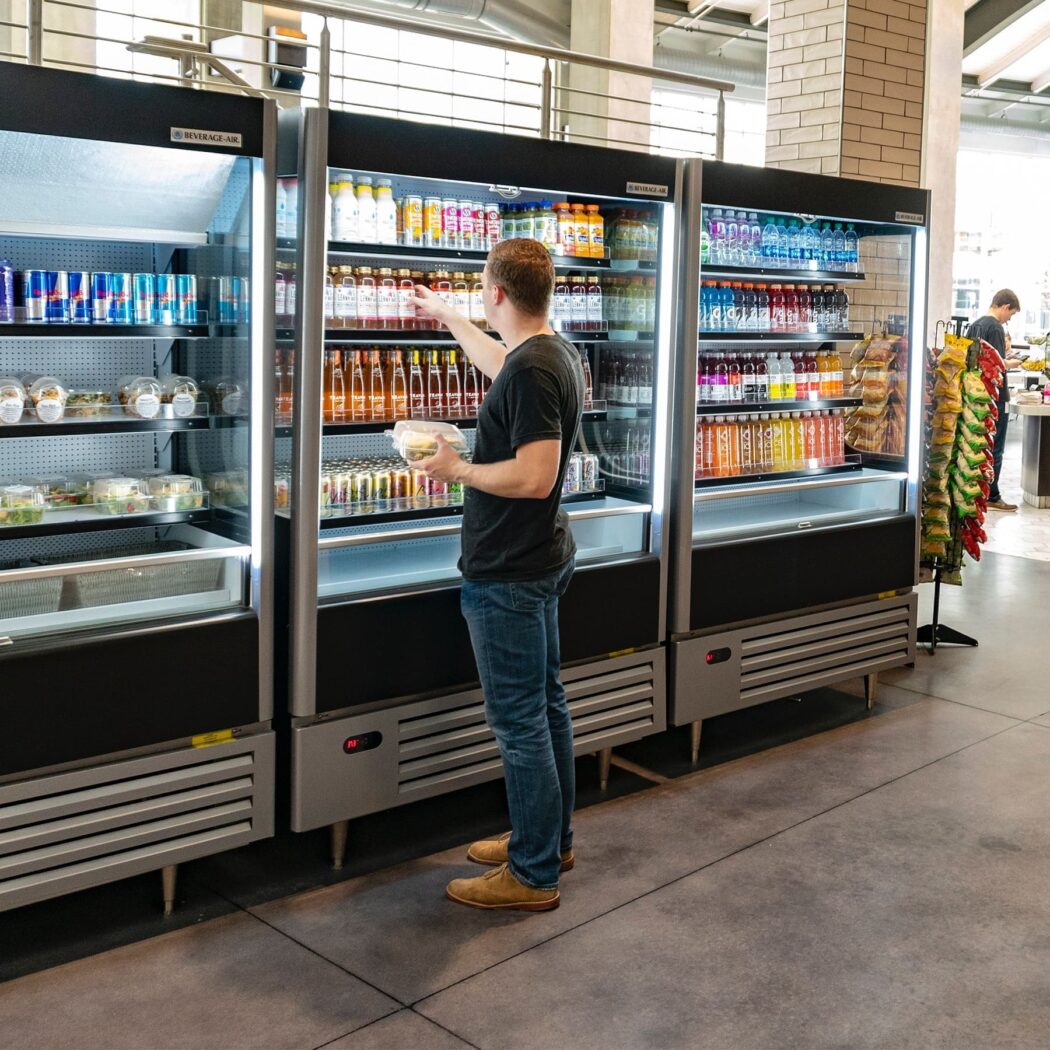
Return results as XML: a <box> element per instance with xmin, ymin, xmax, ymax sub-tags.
<box><xmin>878</xmin><ymin>590</ymin><xmax>897</xmax><ymax>599</ymax></box>
<box><xmin>608</xmin><ymin>647</ymin><xmax>636</xmax><ymax>658</ymax></box>
<box><xmin>192</xmin><ymin>729</ymin><xmax>235</xmax><ymax>748</ymax></box>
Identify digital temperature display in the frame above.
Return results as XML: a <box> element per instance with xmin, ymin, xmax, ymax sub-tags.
<box><xmin>343</xmin><ymin>731</ymin><xmax>382</xmax><ymax>755</ymax></box>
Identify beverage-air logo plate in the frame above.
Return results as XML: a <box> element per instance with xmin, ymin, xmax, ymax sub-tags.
<box><xmin>626</xmin><ymin>181</ymin><xmax>669</xmax><ymax>198</ymax></box>
<box><xmin>894</xmin><ymin>211</ymin><xmax>924</xmax><ymax>224</ymax></box>
<box><xmin>170</xmin><ymin>127</ymin><xmax>244</xmax><ymax>147</ymax></box>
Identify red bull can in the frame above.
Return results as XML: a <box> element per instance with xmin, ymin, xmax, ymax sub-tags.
<box><xmin>68</xmin><ymin>271</ymin><xmax>91</xmax><ymax>323</ymax></box>
<box><xmin>132</xmin><ymin>273</ymin><xmax>155</xmax><ymax>324</ymax></box>
<box><xmin>237</xmin><ymin>276</ymin><xmax>250</xmax><ymax>323</ymax></box>
<box><xmin>155</xmin><ymin>274</ymin><xmax>177</xmax><ymax>325</ymax></box>
<box><xmin>45</xmin><ymin>271</ymin><xmax>69</xmax><ymax>323</ymax></box>
<box><xmin>23</xmin><ymin>270</ymin><xmax>47</xmax><ymax>322</ymax></box>
<box><xmin>91</xmin><ymin>272</ymin><xmax>112</xmax><ymax>323</ymax></box>
<box><xmin>110</xmin><ymin>272</ymin><xmax>133</xmax><ymax>324</ymax></box>
<box><xmin>175</xmin><ymin>274</ymin><xmax>197</xmax><ymax>324</ymax></box>
<box><xmin>216</xmin><ymin>276</ymin><xmax>237</xmax><ymax>324</ymax></box>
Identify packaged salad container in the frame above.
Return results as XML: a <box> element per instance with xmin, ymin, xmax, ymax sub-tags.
<box><xmin>0</xmin><ymin>484</ymin><xmax>45</xmax><ymax>526</ymax></box>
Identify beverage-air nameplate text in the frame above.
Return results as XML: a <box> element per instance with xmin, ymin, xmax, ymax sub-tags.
<box><xmin>894</xmin><ymin>210</ymin><xmax>924</xmax><ymax>224</ymax></box>
<box><xmin>170</xmin><ymin>127</ymin><xmax>244</xmax><ymax>147</ymax></box>
<box><xmin>627</xmin><ymin>181</ymin><xmax>669</xmax><ymax>198</ymax></box>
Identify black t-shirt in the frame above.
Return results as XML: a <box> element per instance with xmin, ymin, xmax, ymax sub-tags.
<box><xmin>966</xmin><ymin>315</ymin><xmax>1008</xmax><ymax>404</ymax></box>
<box><xmin>460</xmin><ymin>333</ymin><xmax>583</xmax><ymax>582</ymax></box>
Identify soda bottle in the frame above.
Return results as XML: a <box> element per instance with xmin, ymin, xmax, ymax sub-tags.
<box><xmin>427</xmin><ymin>348</ymin><xmax>445</xmax><ymax>416</ymax></box>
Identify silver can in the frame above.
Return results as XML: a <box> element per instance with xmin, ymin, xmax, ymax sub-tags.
<box><xmin>564</xmin><ymin>453</ymin><xmax>581</xmax><ymax>493</ymax></box>
<box><xmin>582</xmin><ymin>453</ymin><xmax>599</xmax><ymax>491</ymax></box>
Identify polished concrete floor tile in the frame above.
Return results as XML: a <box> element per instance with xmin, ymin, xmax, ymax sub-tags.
<box><xmin>417</xmin><ymin>723</ymin><xmax>1050</xmax><ymax>1050</ymax></box>
<box><xmin>0</xmin><ymin>911</ymin><xmax>398</xmax><ymax>1050</ymax></box>
<box><xmin>321</xmin><ymin>1010</ymin><xmax>474</xmax><ymax>1050</ymax></box>
<box><xmin>252</xmin><ymin>696</ymin><xmax>1011</xmax><ymax>1005</ymax></box>
<box><xmin>885</xmin><ymin>551</ymin><xmax>1050</xmax><ymax>720</ymax></box>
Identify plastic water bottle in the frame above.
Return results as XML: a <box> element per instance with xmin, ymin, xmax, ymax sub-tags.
<box><xmin>821</xmin><ymin>223</ymin><xmax>834</xmax><ymax>269</ymax></box>
<box><xmin>803</xmin><ymin>223</ymin><xmax>819</xmax><ymax>267</ymax></box>
<box><xmin>788</xmin><ymin>221</ymin><xmax>802</xmax><ymax>266</ymax></box>
<box><xmin>762</xmin><ymin>216</ymin><xmax>779</xmax><ymax>266</ymax></box>
<box><xmin>832</xmin><ymin>223</ymin><xmax>845</xmax><ymax>269</ymax></box>
<box><xmin>844</xmin><ymin>224</ymin><xmax>859</xmax><ymax>272</ymax></box>
<box><xmin>737</xmin><ymin>216</ymin><xmax>751</xmax><ymax>266</ymax></box>
<box><xmin>709</xmin><ymin>209</ymin><xmax>725</xmax><ymax>264</ymax></box>
<box><xmin>725</xmin><ymin>210</ymin><xmax>739</xmax><ymax>264</ymax></box>
<box><xmin>775</xmin><ymin>216</ymin><xmax>790</xmax><ymax>266</ymax></box>
<box><xmin>700</xmin><ymin>226</ymin><xmax>710</xmax><ymax>266</ymax></box>
<box><xmin>276</xmin><ymin>179</ymin><xmax>287</xmax><ymax>238</ymax></box>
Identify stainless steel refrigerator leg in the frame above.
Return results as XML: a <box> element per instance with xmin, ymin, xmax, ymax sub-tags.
<box><xmin>161</xmin><ymin>864</ymin><xmax>177</xmax><ymax>916</ymax></box>
<box><xmin>865</xmin><ymin>672</ymin><xmax>878</xmax><ymax>711</ymax></box>
<box><xmin>598</xmin><ymin>748</ymin><xmax>612</xmax><ymax>792</ymax></box>
<box><xmin>690</xmin><ymin>721</ymin><xmax>703</xmax><ymax>766</ymax></box>
<box><xmin>330</xmin><ymin>820</ymin><xmax>349</xmax><ymax>870</ymax></box>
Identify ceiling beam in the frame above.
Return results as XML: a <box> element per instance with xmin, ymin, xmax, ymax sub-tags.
<box><xmin>964</xmin><ymin>0</ymin><xmax>1045</xmax><ymax>56</ymax></box>
<box><xmin>977</xmin><ymin>20</ymin><xmax>1050</xmax><ymax>87</ymax></box>
<box><xmin>1032</xmin><ymin>65</ymin><xmax>1050</xmax><ymax>93</ymax></box>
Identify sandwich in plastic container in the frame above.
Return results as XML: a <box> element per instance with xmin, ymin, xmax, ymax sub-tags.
<box><xmin>387</xmin><ymin>420</ymin><xmax>469</xmax><ymax>462</ymax></box>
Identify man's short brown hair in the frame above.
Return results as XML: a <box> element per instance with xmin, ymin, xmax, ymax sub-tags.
<box><xmin>991</xmin><ymin>288</ymin><xmax>1020</xmax><ymax>311</ymax></box>
<box><xmin>486</xmin><ymin>238</ymin><xmax>555</xmax><ymax>317</ymax></box>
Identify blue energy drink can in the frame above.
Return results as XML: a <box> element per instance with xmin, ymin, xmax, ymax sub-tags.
<box><xmin>236</xmin><ymin>276</ymin><xmax>250</xmax><ymax>323</ymax></box>
<box><xmin>217</xmin><ymin>276</ymin><xmax>237</xmax><ymax>324</ymax></box>
<box><xmin>45</xmin><ymin>270</ymin><xmax>69</xmax><ymax>323</ymax></box>
<box><xmin>175</xmin><ymin>274</ymin><xmax>197</xmax><ymax>324</ymax></box>
<box><xmin>155</xmin><ymin>274</ymin><xmax>177</xmax><ymax>325</ymax></box>
<box><xmin>91</xmin><ymin>272</ymin><xmax>112</xmax><ymax>323</ymax></box>
<box><xmin>132</xmin><ymin>273</ymin><xmax>155</xmax><ymax>324</ymax></box>
<box><xmin>23</xmin><ymin>270</ymin><xmax>47</xmax><ymax>322</ymax></box>
<box><xmin>109</xmin><ymin>272</ymin><xmax>133</xmax><ymax>324</ymax></box>
<box><xmin>68</xmin><ymin>271</ymin><xmax>91</xmax><ymax>323</ymax></box>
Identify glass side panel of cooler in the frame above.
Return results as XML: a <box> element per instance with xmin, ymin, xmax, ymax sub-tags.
<box><xmin>0</xmin><ymin>133</ymin><xmax>257</xmax><ymax>640</ymax></box>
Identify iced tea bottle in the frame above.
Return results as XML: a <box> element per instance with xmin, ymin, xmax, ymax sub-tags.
<box><xmin>396</xmin><ymin>269</ymin><xmax>416</xmax><ymax>331</ymax></box>
<box><xmin>445</xmin><ymin>349</ymin><xmax>463</xmax><ymax>417</ymax></box>
<box><xmin>323</xmin><ymin>268</ymin><xmax>335</xmax><ymax>326</ymax></box>
<box><xmin>469</xmin><ymin>272</ymin><xmax>485</xmax><ymax>328</ymax></box>
<box><xmin>347</xmin><ymin>350</ymin><xmax>365</xmax><ymax>421</ymax></box>
<box><xmin>389</xmin><ymin>349</ymin><xmax>408</xmax><ymax>420</ymax></box>
<box><xmin>408</xmin><ymin>350</ymin><xmax>426</xmax><ymax>416</ymax></box>
<box><xmin>427</xmin><ymin>348</ymin><xmax>445</xmax><ymax>416</ymax></box>
<box><xmin>451</xmin><ymin>272</ymin><xmax>470</xmax><ymax>320</ymax></box>
<box><xmin>274</xmin><ymin>350</ymin><xmax>292</xmax><ymax>423</ymax></box>
<box><xmin>355</xmin><ymin>267</ymin><xmax>377</xmax><ymax>329</ymax></box>
<box><xmin>368</xmin><ymin>348</ymin><xmax>386</xmax><ymax>421</ymax></box>
<box><xmin>376</xmin><ymin>267</ymin><xmax>399</xmax><ymax>330</ymax></box>
<box><xmin>569</xmin><ymin>275</ymin><xmax>588</xmax><ymax>333</ymax></box>
<box><xmin>463</xmin><ymin>355</ymin><xmax>481</xmax><ymax>416</ymax></box>
<box><xmin>586</xmin><ymin>275</ymin><xmax>604</xmax><ymax>332</ymax></box>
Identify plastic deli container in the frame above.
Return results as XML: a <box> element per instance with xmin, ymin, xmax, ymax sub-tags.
<box><xmin>28</xmin><ymin>377</ymin><xmax>68</xmax><ymax>423</ymax></box>
<box><xmin>118</xmin><ymin>376</ymin><xmax>162</xmax><ymax>419</ymax></box>
<box><xmin>66</xmin><ymin>390</ymin><xmax>114</xmax><ymax>418</ymax></box>
<box><xmin>25</xmin><ymin>474</ymin><xmax>84</xmax><ymax>507</ymax></box>
<box><xmin>0</xmin><ymin>378</ymin><xmax>26</xmax><ymax>424</ymax></box>
<box><xmin>387</xmin><ymin>420</ymin><xmax>469</xmax><ymax>462</ymax></box>
<box><xmin>205</xmin><ymin>378</ymin><xmax>246</xmax><ymax>417</ymax></box>
<box><xmin>147</xmin><ymin>474</ymin><xmax>205</xmax><ymax>512</ymax></box>
<box><xmin>161</xmin><ymin>375</ymin><xmax>200</xmax><ymax>418</ymax></box>
<box><xmin>90</xmin><ymin>477</ymin><xmax>151</xmax><ymax>515</ymax></box>
<box><xmin>0</xmin><ymin>484</ymin><xmax>46</xmax><ymax>526</ymax></box>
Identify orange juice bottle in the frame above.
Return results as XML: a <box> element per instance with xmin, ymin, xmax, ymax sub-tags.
<box><xmin>572</xmin><ymin>203</ymin><xmax>590</xmax><ymax>258</ymax></box>
<box><xmin>816</xmin><ymin>348</ymin><xmax>830</xmax><ymax>398</ymax></box>
<box><xmin>828</xmin><ymin>348</ymin><xmax>844</xmax><ymax>397</ymax></box>
<box><xmin>586</xmin><ymin>204</ymin><xmax>605</xmax><ymax>258</ymax></box>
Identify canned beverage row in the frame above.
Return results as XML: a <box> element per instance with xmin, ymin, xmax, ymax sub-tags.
<box><xmin>562</xmin><ymin>453</ymin><xmax>601</xmax><ymax>496</ymax></box>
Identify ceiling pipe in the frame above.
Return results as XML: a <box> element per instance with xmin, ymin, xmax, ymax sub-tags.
<box><xmin>960</xmin><ymin>113</ymin><xmax>1050</xmax><ymax>138</ymax></box>
<box><xmin>360</xmin><ymin>0</ymin><xmax>570</xmax><ymax>48</ymax></box>
<box><xmin>652</xmin><ymin>45</ymin><xmax>766</xmax><ymax>89</ymax></box>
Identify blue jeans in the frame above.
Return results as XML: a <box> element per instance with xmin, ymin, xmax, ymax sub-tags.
<box><xmin>460</xmin><ymin>558</ymin><xmax>575</xmax><ymax>890</ymax></box>
<box><xmin>989</xmin><ymin>397</ymin><xmax>1010</xmax><ymax>502</ymax></box>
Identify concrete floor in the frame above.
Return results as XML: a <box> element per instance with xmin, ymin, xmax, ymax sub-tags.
<box><xmin>2</xmin><ymin>551</ymin><xmax>1049</xmax><ymax>1049</ymax></box>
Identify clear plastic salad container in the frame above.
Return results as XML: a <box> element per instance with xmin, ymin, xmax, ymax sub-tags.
<box><xmin>66</xmin><ymin>390</ymin><xmax>114</xmax><ymax>418</ymax></box>
<box><xmin>0</xmin><ymin>484</ymin><xmax>45</xmax><ymax>526</ymax></box>
<box><xmin>25</xmin><ymin>473</ymin><xmax>82</xmax><ymax>507</ymax></box>
<box><xmin>28</xmin><ymin>376</ymin><xmax>68</xmax><ymax>423</ymax></box>
<box><xmin>147</xmin><ymin>473</ymin><xmax>205</xmax><ymax>512</ymax></box>
<box><xmin>91</xmin><ymin>477</ymin><xmax>151</xmax><ymax>515</ymax></box>
<box><xmin>387</xmin><ymin>420</ymin><xmax>469</xmax><ymax>462</ymax></box>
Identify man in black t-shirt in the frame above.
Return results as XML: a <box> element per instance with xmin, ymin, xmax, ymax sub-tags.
<box><xmin>967</xmin><ymin>289</ymin><xmax>1023</xmax><ymax>511</ymax></box>
<box><xmin>412</xmin><ymin>238</ymin><xmax>583</xmax><ymax>912</ymax></box>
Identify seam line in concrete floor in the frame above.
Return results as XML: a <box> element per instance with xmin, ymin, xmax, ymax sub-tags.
<box><xmin>310</xmin><ymin>1009</ymin><xmax>482</xmax><ymax>1050</ymax></box>
<box><xmin>409</xmin><ymin>713</ymin><xmax>1024</xmax><ymax>1011</ymax></box>
<box><xmin>875</xmin><ymin>674</ymin><xmax>1035</xmax><ymax>722</ymax></box>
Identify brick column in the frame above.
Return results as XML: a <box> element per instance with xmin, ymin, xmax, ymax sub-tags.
<box><xmin>765</xmin><ymin>0</ymin><xmax>927</xmax><ymax>188</ymax></box>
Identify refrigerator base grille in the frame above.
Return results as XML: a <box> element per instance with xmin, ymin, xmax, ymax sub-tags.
<box><xmin>0</xmin><ymin>732</ymin><xmax>274</xmax><ymax>913</ymax></box>
<box><xmin>670</xmin><ymin>592</ymin><xmax>916</xmax><ymax>725</ymax></box>
<box><xmin>290</xmin><ymin>648</ymin><xmax>666</xmax><ymax>831</ymax></box>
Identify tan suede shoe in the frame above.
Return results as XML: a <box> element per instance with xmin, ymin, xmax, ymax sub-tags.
<box><xmin>467</xmin><ymin>831</ymin><xmax>575</xmax><ymax>872</ymax></box>
<box><xmin>446</xmin><ymin>863</ymin><xmax>560</xmax><ymax>911</ymax></box>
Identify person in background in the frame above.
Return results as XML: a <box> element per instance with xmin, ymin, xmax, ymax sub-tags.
<box><xmin>411</xmin><ymin>238</ymin><xmax>583</xmax><ymax>912</ymax></box>
<box><xmin>967</xmin><ymin>289</ymin><xmax>1024</xmax><ymax>511</ymax></box>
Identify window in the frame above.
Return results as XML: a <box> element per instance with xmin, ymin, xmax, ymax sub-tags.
<box><xmin>96</xmin><ymin>0</ymin><xmax>201</xmax><ymax>82</ymax></box>
<box><xmin>650</xmin><ymin>89</ymin><xmax>765</xmax><ymax>162</ymax></box>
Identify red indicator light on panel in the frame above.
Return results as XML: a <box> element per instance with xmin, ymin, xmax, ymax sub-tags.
<box><xmin>706</xmin><ymin>648</ymin><xmax>731</xmax><ymax>665</ymax></box>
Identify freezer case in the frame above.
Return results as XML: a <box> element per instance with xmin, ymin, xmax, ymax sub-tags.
<box><xmin>668</xmin><ymin>160</ymin><xmax>928</xmax><ymax>753</ymax></box>
<box><xmin>0</xmin><ymin>64</ymin><xmax>276</xmax><ymax>912</ymax></box>
<box><xmin>276</xmin><ymin>109</ymin><xmax>678</xmax><ymax>840</ymax></box>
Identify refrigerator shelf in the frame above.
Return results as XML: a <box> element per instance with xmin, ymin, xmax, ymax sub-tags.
<box><xmin>0</xmin><ymin>508</ymin><xmax>211</xmax><ymax>540</ymax></box>
<box><xmin>275</xmin><ymin>404</ymin><xmax>608</xmax><ymax>438</ymax></box>
<box><xmin>275</xmin><ymin>327</ymin><xmax>650</xmax><ymax>344</ymax></box>
<box><xmin>693</xmin><ymin>458</ymin><xmax>863</xmax><ymax>489</ymax></box>
<box><xmin>699</xmin><ymin>266</ymin><xmax>867</xmax><ymax>283</ymax></box>
<box><xmin>0</xmin><ymin>323</ymin><xmax>241</xmax><ymax>340</ymax></box>
<box><xmin>320</xmin><ymin>240</ymin><xmax>658</xmax><ymax>273</ymax></box>
<box><xmin>695</xmin><ymin>397</ymin><xmax>862</xmax><ymax>416</ymax></box>
<box><xmin>697</xmin><ymin>331</ymin><xmax>864</xmax><ymax>343</ymax></box>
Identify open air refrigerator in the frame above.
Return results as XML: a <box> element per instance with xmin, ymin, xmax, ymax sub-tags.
<box><xmin>0</xmin><ymin>65</ymin><xmax>276</xmax><ymax>911</ymax></box>
<box><xmin>668</xmin><ymin>160</ymin><xmax>929</xmax><ymax>760</ymax></box>
<box><xmin>276</xmin><ymin>109</ymin><xmax>678</xmax><ymax>853</ymax></box>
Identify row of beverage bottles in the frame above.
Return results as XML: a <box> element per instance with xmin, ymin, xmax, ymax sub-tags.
<box><xmin>0</xmin><ymin>265</ymin><xmax>245</xmax><ymax>325</ymax></box>
<box><xmin>276</xmin><ymin>264</ymin><xmax>655</xmax><ymax>335</ymax></box>
<box><xmin>277</xmin><ymin>174</ymin><xmax>658</xmax><ymax>260</ymax></box>
<box><xmin>276</xmin><ymin>344</ymin><xmax>596</xmax><ymax>424</ymax></box>
<box><xmin>702</xmin><ymin>209</ymin><xmax>861</xmax><ymax>272</ymax></box>
<box><xmin>699</xmin><ymin>281</ymin><xmax>850</xmax><ymax>332</ymax></box>
<box><xmin>697</xmin><ymin>349</ymin><xmax>845</xmax><ymax>404</ymax></box>
<box><xmin>695</xmin><ymin>410</ymin><xmax>847</xmax><ymax>479</ymax></box>
<box><xmin>596</xmin><ymin>350</ymin><xmax>653</xmax><ymax>408</ymax></box>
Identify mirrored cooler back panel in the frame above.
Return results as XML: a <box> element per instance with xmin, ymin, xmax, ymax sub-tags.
<box><xmin>0</xmin><ymin>73</ymin><xmax>273</xmax><ymax>646</ymax></box>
